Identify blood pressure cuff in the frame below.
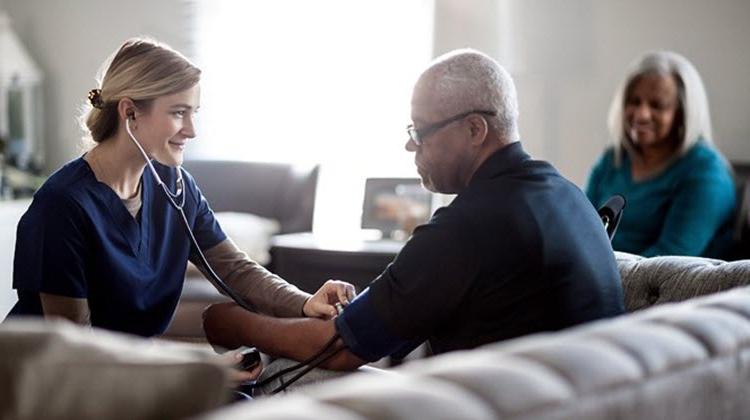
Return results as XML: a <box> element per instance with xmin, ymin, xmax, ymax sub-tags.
<box><xmin>334</xmin><ymin>288</ymin><xmax>422</xmax><ymax>362</ymax></box>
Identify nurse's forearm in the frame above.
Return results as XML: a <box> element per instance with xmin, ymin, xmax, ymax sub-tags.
<box><xmin>40</xmin><ymin>293</ymin><xmax>91</xmax><ymax>325</ymax></box>
<box><xmin>202</xmin><ymin>302</ymin><xmax>365</xmax><ymax>371</ymax></box>
<box><xmin>196</xmin><ymin>238</ymin><xmax>311</xmax><ymax>317</ymax></box>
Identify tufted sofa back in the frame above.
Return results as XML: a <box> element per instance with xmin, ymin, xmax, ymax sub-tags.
<box><xmin>616</xmin><ymin>251</ymin><xmax>750</xmax><ymax>311</ymax></box>
<box><xmin>201</xmin><ymin>255</ymin><xmax>750</xmax><ymax>419</ymax></box>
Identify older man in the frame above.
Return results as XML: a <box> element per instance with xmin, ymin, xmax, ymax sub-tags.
<box><xmin>203</xmin><ymin>49</ymin><xmax>624</xmax><ymax>376</ymax></box>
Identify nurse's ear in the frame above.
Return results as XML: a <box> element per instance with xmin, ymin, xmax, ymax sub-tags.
<box><xmin>117</xmin><ymin>98</ymin><xmax>138</xmax><ymax>125</ymax></box>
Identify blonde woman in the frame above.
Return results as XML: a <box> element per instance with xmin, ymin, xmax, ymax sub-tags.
<box><xmin>7</xmin><ymin>39</ymin><xmax>354</xmax><ymax>356</ymax></box>
<box><xmin>586</xmin><ymin>51</ymin><xmax>735</xmax><ymax>257</ymax></box>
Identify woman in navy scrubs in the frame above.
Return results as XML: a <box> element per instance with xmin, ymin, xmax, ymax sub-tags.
<box><xmin>7</xmin><ymin>38</ymin><xmax>354</xmax><ymax>344</ymax></box>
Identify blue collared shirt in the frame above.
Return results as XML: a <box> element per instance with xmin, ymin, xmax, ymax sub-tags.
<box><xmin>337</xmin><ymin>142</ymin><xmax>625</xmax><ymax>362</ymax></box>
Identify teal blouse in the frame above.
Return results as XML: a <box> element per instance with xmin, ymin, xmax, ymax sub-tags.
<box><xmin>585</xmin><ymin>142</ymin><xmax>736</xmax><ymax>257</ymax></box>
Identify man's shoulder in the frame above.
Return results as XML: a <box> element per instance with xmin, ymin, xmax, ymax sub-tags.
<box><xmin>460</xmin><ymin>159</ymin><xmax>596</xmax><ymax>233</ymax></box>
<box><xmin>460</xmin><ymin>158</ymin><xmax>570</xmax><ymax>203</ymax></box>
<box><xmin>411</xmin><ymin>204</ymin><xmax>473</xmax><ymax>245</ymax></box>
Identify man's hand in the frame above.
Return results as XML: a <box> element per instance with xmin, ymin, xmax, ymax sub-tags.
<box><xmin>303</xmin><ymin>280</ymin><xmax>357</xmax><ymax>318</ymax></box>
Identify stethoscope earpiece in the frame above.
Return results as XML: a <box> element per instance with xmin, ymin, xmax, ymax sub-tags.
<box><xmin>124</xmin><ymin>116</ymin><xmax>184</xmax><ymax>208</ymax></box>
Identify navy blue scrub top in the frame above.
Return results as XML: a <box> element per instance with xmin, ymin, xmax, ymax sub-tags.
<box><xmin>6</xmin><ymin>157</ymin><xmax>226</xmax><ymax>337</ymax></box>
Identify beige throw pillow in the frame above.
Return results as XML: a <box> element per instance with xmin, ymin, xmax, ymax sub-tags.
<box><xmin>0</xmin><ymin>318</ymin><xmax>231</xmax><ymax>420</ymax></box>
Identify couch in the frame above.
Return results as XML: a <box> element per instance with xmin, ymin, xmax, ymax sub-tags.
<box><xmin>4</xmin><ymin>252</ymin><xmax>750</xmax><ymax>419</ymax></box>
<box><xmin>182</xmin><ymin>160</ymin><xmax>319</xmax><ymax>236</ymax></box>
<box><xmin>163</xmin><ymin>160</ymin><xmax>319</xmax><ymax>341</ymax></box>
<box><xmin>726</xmin><ymin>160</ymin><xmax>750</xmax><ymax>260</ymax></box>
<box><xmin>198</xmin><ymin>251</ymin><xmax>750</xmax><ymax>419</ymax></box>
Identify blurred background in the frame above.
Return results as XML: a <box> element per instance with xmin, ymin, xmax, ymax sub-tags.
<box><xmin>1</xmin><ymin>0</ymin><xmax>749</xmax><ymax>313</ymax></box>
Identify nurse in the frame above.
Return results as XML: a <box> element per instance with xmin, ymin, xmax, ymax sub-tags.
<box><xmin>6</xmin><ymin>38</ymin><xmax>354</xmax><ymax>339</ymax></box>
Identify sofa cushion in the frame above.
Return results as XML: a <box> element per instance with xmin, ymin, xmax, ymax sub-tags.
<box><xmin>402</xmin><ymin>351</ymin><xmax>575</xmax><ymax>417</ymax></box>
<box><xmin>0</xmin><ymin>319</ymin><xmax>231</xmax><ymax>419</ymax></box>
<box><xmin>200</xmin><ymin>287</ymin><xmax>750</xmax><ymax>419</ymax></box>
<box><xmin>206</xmin><ymin>396</ymin><xmax>363</xmax><ymax>420</ymax></box>
<box><xmin>183</xmin><ymin>160</ymin><xmax>318</xmax><ymax>234</ymax></box>
<box><xmin>296</xmin><ymin>374</ymin><xmax>497</xmax><ymax>420</ymax></box>
<box><xmin>616</xmin><ymin>251</ymin><xmax>750</xmax><ymax>311</ymax></box>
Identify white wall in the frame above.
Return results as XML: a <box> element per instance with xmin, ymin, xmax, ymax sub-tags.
<box><xmin>2</xmin><ymin>0</ymin><xmax>193</xmax><ymax>172</ymax></box>
<box><xmin>6</xmin><ymin>0</ymin><xmax>749</xmax><ymax>183</ymax></box>
<box><xmin>435</xmin><ymin>0</ymin><xmax>750</xmax><ymax>185</ymax></box>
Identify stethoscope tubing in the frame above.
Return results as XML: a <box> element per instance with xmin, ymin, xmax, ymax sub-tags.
<box><xmin>125</xmin><ymin>118</ymin><xmax>256</xmax><ymax>312</ymax></box>
<box><xmin>124</xmin><ymin>117</ymin><xmax>343</xmax><ymax>388</ymax></box>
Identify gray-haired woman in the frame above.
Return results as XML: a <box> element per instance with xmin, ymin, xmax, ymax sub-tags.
<box><xmin>585</xmin><ymin>51</ymin><xmax>735</xmax><ymax>258</ymax></box>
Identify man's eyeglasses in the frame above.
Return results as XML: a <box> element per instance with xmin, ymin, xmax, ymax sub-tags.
<box><xmin>406</xmin><ymin>110</ymin><xmax>497</xmax><ymax>146</ymax></box>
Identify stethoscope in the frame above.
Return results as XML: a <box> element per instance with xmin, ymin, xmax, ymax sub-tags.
<box><xmin>124</xmin><ymin>116</ymin><xmax>256</xmax><ymax>312</ymax></box>
<box><xmin>125</xmin><ymin>116</ymin><xmax>344</xmax><ymax>392</ymax></box>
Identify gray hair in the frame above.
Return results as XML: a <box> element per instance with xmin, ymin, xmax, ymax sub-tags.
<box><xmin>420</xmin><ymin>49</ymin><xmax>520</xmax><ymax>142</ymax></box>
<box><xmin>608</xmin><ymin>51</ymin><xmax>713</xmax><ymax>166</ymax></box>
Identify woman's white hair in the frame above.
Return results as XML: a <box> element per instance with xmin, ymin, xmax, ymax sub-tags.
<box><xmin>422</xmin><ymin>48</ymin><xmax>520</xmax><ymax>142</ymax></box>
<box><xmin>607</xmin><ymin>51</ymin><xmax>713</xmax><ymax>166</ymax></box>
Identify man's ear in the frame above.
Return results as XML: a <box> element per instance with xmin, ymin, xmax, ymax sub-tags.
<box><xmin>467</xmin><ymin>114</ymin><xmax>489</xmax><ymax>146</ymax></box>
<box><xmin>117</xmin><ymin>98</ymin><xmax>138</xmax><ymax>122</ymax></box>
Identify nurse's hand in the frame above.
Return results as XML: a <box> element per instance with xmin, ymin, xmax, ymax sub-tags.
<box><xmin>221</xmin><ymin>349</ymin><xmax>263</xmax><ymax>384</ymax></box>
<box><xmin>303</xmin><ymin>279</ymin><xmax>357</xmax><ymax>319</ymax></box>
